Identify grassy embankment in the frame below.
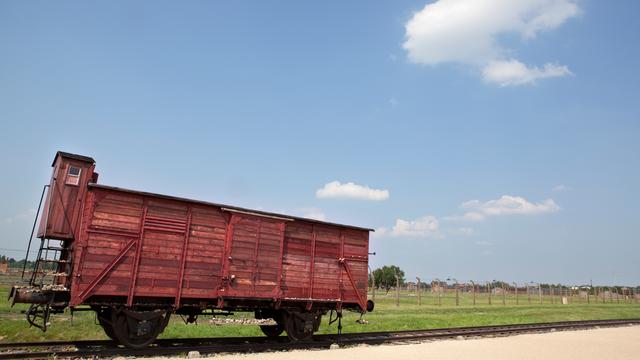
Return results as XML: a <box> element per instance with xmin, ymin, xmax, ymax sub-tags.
<box><xmin>1</xmin><ymin>282</ymin><xmax>639</xmax><ymax>342</ymax></box>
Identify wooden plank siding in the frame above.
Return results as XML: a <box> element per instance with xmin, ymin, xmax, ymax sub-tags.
<box><xmin>37</xmin><ymin>156</ymin><xmax>96</xmax><ymax>240</ymax></box>
<box><xmin>69</xmin><ymin>186</ymin><xmax>370</xmax><ymax>311</ymax></box>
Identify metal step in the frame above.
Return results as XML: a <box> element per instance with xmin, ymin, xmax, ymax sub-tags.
<box><xmin>43</xmin><ymin>246</ymin><xmax>65</xmax><ymax>251</ymax></box>
<box><xmin>33</xmin><ymin>271</ymin><xmax>68</xmax><ymax>277</ymax></box>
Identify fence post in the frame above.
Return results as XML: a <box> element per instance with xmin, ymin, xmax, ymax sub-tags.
<box><xmin>371</xmin><ymin>270</ymin><xmax>376</xmax><ymax>302</ymax></box>
<box><xmin>502</xmin><ymin>282</ymin><xmax>506</xmax><ymax>305</ymax></box>
<box><xmin>538</xmin><ymin>283</ymin><xmax>542</xmax><ymax>304</ymax></box>
<box><xmin>488</xmin><ymin>282</ymin><xmax>492</xmax><ymax>305</ymax></box>
<box><xmin>587</xmin><ymin>287</ymin><xmax>590</xmax><ymax>304</ymax></box>
<box><xmin>394</xmin><ymin>271</ymin><xmax>400</xmax><ymax>307</ymax></box>
<box><xmin>471</xmin><ymin>280</ymin><xmax>476</xmax><ymax>306</ymax></box>
<box><xmin>609</xmin><ymin>287</ymin><xmax>613</xmax><ymax>303</ymax></box>
<box><xmin>597</xmin><ymin>287</ymin><xmax>601</xmax><ymax>304</ymax></box>
<box><xmin>609</xmin><ymin>287</ymin><xmax>614</xmax><ymax>304</ymax></box>
<box><xmin>594</xmin><ymin>286</ymin><xmax>602</xmax><ymax>304</ymax></box>
<box><xmin>416</xmin><ymin>277</ymin><xmax>422</xmax><ymax>306</ymax></box>
<box><xmin>550</xmin><ymin>285</ymin><xmax>554</xmax><ymax>304</ymax></box>
<box><xmin>627</xmin><ymin>288</ymin><xmax>630</xmax><ymax>303</ymax></box>
<box><xmin>513</xmin><ymin>282</ymin><xmax>519</xmax><ymax>305</ymax></box>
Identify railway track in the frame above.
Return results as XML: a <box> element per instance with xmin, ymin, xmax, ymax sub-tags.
<box><xmin>1</xmin><ymin>319</ymin><xmax>638</xmax><ymax>359</ymax></box>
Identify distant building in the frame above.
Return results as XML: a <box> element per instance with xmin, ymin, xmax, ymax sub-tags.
<box><xmin>492</xmin><ymin>287</ymin><xmax>507</xmax><ymax>295</ymax></box>
<box><xmin>431</xmin><ymin>281</ymin><xmax>445</xmax><ymax>293</ymax></box>
<box><xmin>0</xmin><ymin>260</ymin><xmax>8</xmax><ymax>274</ymax></box>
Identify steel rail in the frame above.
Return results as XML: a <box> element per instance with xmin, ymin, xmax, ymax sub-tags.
<box><xmin>1</xmin><ymin>319</ymin><xmax>639</xmax><ymax>359</ymax></box>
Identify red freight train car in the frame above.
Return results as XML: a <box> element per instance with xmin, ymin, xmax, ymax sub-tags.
<box><xmin>10</xmin><ymin>152</ymin><xmax>374</xmax><ymax>348</ymax></box>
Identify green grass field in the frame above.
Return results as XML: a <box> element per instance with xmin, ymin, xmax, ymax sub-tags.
<box><xmin>1</xmin><ymin>283</ymin><xmax>639</xmax><ymax>343</ymax></box>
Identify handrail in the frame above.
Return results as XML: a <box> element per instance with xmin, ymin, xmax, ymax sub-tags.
<box><xmin>22</xmin><ymin>185</ymin><xmax>49</xmax><ymax>279</ymax></box>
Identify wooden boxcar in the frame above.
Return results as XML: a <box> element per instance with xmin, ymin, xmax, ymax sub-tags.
<box><xmin>10</xmin><ymin>152</ymin><xmax>373</xmax><ymax>348</ymax></box>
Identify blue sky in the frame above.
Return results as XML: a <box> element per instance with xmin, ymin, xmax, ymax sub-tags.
<box><xmin>1</xmin><ymin>1</ymin><xmax>638</xmax><ymax>285</ymax></box>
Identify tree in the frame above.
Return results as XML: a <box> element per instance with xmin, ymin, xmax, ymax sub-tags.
<box><xmin>372</xmin><ymin>265</ymin><xmax>405</xmax><ymax>294</ymax></box>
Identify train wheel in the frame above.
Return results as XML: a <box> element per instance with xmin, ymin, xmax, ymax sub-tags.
<box><xmin>102</xmin><ymin>322</ymin><xmax>118</xmax><ymax>341</ymax></box>
<box><xmin>283</xmin><ymin>310</ymin><xmax>316</xmax><ymax>341</ymax></box>
<box><xmin>260</xmin><ymin>322</ymin><xmax>285</xmax><ymax>337</ymax></box>
<box><xmin>313</xmin><ymin>314</ymin><xmax>322</xmax><ymax>332</ymax></box>
<box><xmin>255</xmin><ymin>309</ymin><xmax>284</xmax><ymax>338</ymax></box>
<box><xmin>111</xmin><ymin>308</ymin><xmax>171</xmax><ymax>349</ymax></box>
<box><xmin>96</xmin><ymin>308</ymin><xmax>117</xmax><ymax>341</ymax></box>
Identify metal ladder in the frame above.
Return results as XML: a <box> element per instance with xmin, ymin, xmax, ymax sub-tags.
<box><xmin>25</xmin><ymin>237</ymin><xmax>70</xmax><ymax>331</ymax></box>
<box><xmin>20</xmin><ymin>184</ymin><xmax>70</xmax><ymax>331</ymax></box>
<box><xmin>21</xmin><ymin>184</ymin><xmax>70</xmax><ymax>288</ymax></box>
<box><xmin>29</xmin><ymin>237</ymin><xmax>69</xmax><ymax>288</ymax></box>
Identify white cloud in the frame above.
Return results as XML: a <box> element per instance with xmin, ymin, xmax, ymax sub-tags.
<box><xmin>457</xmin><ymin>227</ymin><xmax>475</xmax><ymax>236</ymax></box>
<box><xmin>3</xmin><ymin>209</ymin><xmax>36</xmax><ymax>223</ymax></box>
<box><xmin>403</xmin><ymin>0</ymin><xmax>579</xmax><ymax>86</ymax></box>
<box><xmin>390</xmin><ymin>215</ymin><xmax>440</xmax><ymax>238</ymax></box>
<box><xmin>372</xmin><ymin>227</ymin><xmax>389</xmax><ymax>238</ymax></box>
<box><xmin>552</xmin><ymin>184</ymin><xmax>570</xmax><ymax>192</ymax></box>
<box><xmin>482</xmin><ymin>59</ymin><xmax>572</xmax><ymax>86</ymax></box>
<box><xmin>316</xmin><ymin>181</ymin><xmax>390</xmax><ymax>201</ymax></box>
<box><xmin>475</xmin><ymin>240</ymin><xmax>492</xmax><ymax>246</ymax></box>
<box><xmin>389</xmin><ymin>97</ymin><xmax>399</xmax><ymax>107</ymax></box>
<box><xmin>375</xmin><ymin>193</ymin><xmax>560</xmax><ymax>239</ymax></box>
<box><xmin>459</xmin><ymin>195</ymin><xmax>560</xmax><ymax>221</ymax></box>
<box><xmin>299</xmin><ymin>207</ymin><xmax>326</xmax><ymax>221</ymax></box>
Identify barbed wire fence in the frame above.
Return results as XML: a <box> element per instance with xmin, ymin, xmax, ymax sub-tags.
<box><xmin>368</xmin><ymin>278</ymin><xmax>640</xmax><ymax>306</ymax></box>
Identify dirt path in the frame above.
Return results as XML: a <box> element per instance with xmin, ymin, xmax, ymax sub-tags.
<box><xmin>152</xmin><ymin>325</ymin><xmax>640</xmax><ymax>360</ymax></box>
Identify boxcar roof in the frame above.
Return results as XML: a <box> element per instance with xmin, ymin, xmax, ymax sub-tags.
<box><xmin>52</xmin><ymin>151</ymin><xmax>96</xmax><ymax>166</ymax></box>
<box><xmin>89</xmin><ymin>183</ymin><xmax>374</xmax><ymax>232</ymax></box>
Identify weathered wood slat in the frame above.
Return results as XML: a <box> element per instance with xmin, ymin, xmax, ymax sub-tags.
<box><xmin>71</xmin><ymin>183</ymin><xmax>370</xmax><ymax>311</ymax></box>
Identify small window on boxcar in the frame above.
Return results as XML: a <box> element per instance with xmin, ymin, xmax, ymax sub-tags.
<box><xmin>65</xmin><ymin>166</ymin><xmax>81</xmax><ymax>186</ymax></box>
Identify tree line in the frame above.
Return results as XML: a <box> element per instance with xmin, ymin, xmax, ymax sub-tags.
<box><xmin>368</xmin><ymin>264</ymin><xmax>640</xmax><ymax>293</ymax></box>
<box><xmin>0</xmin><ymin>255</ymin><xmax>40</xmax><ymax>269</ymax></box>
